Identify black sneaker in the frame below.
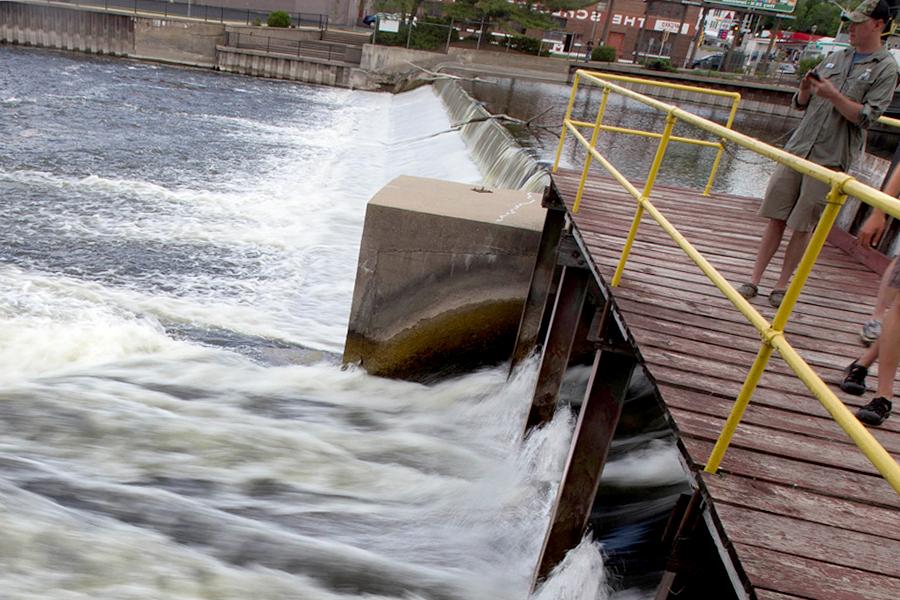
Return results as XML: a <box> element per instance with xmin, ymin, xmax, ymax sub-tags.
<box><xmin>840</xmin><ymin>362</ymin><xmax>868</xmax><ymax>396</ymax></box>
<box><xmin>856</xmin><ymin>397</ymin><xmax>892</xmax><ymax>426</ymax></box>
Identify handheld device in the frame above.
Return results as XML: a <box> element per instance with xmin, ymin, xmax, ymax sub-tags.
<box><xmin>808</xmin><ymin>71</ymin><xmax>822</xmax><ymax>81</ymax></box>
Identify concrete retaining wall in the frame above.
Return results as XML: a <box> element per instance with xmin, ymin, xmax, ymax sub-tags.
<box><xmin>134</xmin><ymin>18</ymin><xmax>223</xmax><ymax>67</ymax></box>
<box><xmin>450</xmin><ymin>47</ymin><xmax>569</xmax><ymax>75</ymax></box>
<box><xmin>0</xmin><ymin>2</ymin><xmax>133</xmax><ymax>55</ymax></box>
<box><xmin>343</xmin><ymin>176</ymin><xmax>545</xmax><ymax>381</ymax></box>
<box><xmin>216</xmin><ymin>45</ymin><xmax>354</xmax><ymax>87</ymax></box>
<box><xmin>227</xmin><ymin>24</ymin><xmax>321</xmax><ymax>44</ymax></box>
<box><xmin>361</xmin><ymin>43</ymin><xmax>453</xmax><ymax>73</ymax></box>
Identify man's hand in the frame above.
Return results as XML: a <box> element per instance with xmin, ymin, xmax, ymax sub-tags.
<box><xmin>858</xmin><ymin>210</ymin><xmax>887</xmax><ymax>247</ymax></box>
<box><xmin>799</xmin><ymin>71</ymin><xmax>815</xmax><ymax>93</ymax></box>
<box><xmin>809</xmin><ymin>76</ymin><xmax>840</xmax><ymax>101</ymax></box>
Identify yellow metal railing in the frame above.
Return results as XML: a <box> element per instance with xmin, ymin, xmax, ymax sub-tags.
<box><xmin>553</xmin><ymin>73</ymin><xmax>741</xmax><ymax>209</ymax></box>
<box><xmin>878</xmin><ymin>115</ymin><xmax>900</xmax><ymax>130</ymax></box>
<box><xmin>555</xmin><ymin>69</ymin><xmax>900</xmax><ymax>493</ymax></box>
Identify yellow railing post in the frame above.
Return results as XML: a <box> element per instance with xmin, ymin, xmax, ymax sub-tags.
<box><xmin>611</xmin><ymin>111</ymin><xmax>678</xmax><ymax>287</ymax></box>
<box><xmin>772</xmin><ymin>178</ymin><xmax>850</xmax><ymax>331</ymax></box>
<box><xmin>573</xmin><ymin>88</ymin><xmax>611</xmax><ymax>213</ymax></box>
<box><xmin>705</xmin><ymin>341</ymin><xmax>776</xmax><ymax>474</ymax></box>
<box><xmin>704</xmin><ymin>178</ymin><xmax>849</xmax><ymax>473</ymax></box>
<box><xmin>703</xmin><ymin>96</ymin><xmax>741</xmax><ymax>196</ymax></box>
<box><xmin>553</xmin><ymin>72</ymin><xmax>582</xmax><ymax>173</ymax></box>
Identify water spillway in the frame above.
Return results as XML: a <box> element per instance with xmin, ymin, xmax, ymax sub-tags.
<box><xmin>0</xmin><ymin>46</ymin><xmax>676</xmax><ymax>600</ymax></box>
<box><xmin>434</xmin><ymin>79</ymin><xmax>550</xmax><ymax>193</ymax></box>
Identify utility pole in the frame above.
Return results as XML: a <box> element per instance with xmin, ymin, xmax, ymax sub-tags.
<box><xmin>589</xmin><ymin>1</ymin><xmax>601</xmax><ymax>43</ymax></box>
<box><xmin>599</xmin><ymin>0</ymin><xmax>616</xmax><ymax>46</ymax></box>
<box><xmin>476</xmin><ymin>14</ymin><xmax>485</xmax><ymax>50</ymax></box>
<box><xmin>684</xmin><ymin>3</ymin><xmax>707</xmax><ymax>68</ymax></box>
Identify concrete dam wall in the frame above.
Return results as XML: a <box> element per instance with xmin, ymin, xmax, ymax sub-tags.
<box><xmin>0</xmin><ymin>1</ymin><xmax>360</xmax><ymax>85</ymax></box>
<box><xmin>0</xmin><ymin>2</ymin><xmax>134</xmax><ymax>56</ymax></box>
<box><xmin>0</xmin><ymin>2</ymin><xmax>225</xmax><ymax>66</ymax></box>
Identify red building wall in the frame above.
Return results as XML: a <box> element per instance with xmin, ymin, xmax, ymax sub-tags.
<box><xmin>550</xmin><ymin>1</ymin><xmax>701</xmax><ymax>65</ymax></box>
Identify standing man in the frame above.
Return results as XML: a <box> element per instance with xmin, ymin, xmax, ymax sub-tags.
<box><xmin>737</xmin><ymin>0</ymin><xmax>898</xmax><ymax>307</ymax></box>
<box><xmin>584</xmin><ymin>40</ymin><xmax>594</xmax><ymax>62</ymax></box>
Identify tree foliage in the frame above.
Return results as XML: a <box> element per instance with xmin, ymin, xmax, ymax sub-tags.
<box><xmin>761</xmin><ymin>0</ymin><xmax>843</xmax><ymax>36</ymax></box>
<box><xmin>794</xmin><ymin>0</ymin><xmax>843</xmax><ymax>35</ymax></box>
<box><xmin>443</xmin><ymin>1</ymin><xmax>589</xmax><ymax>33</ymax></box>
<box><xmin>267</xmin><ymin>11</ymin><xmax>291</xmax><ymax>28</ymax></box>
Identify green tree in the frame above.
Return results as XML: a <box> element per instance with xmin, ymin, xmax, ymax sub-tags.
<box><xmin>795</xmin><ymin>0</ymin><xmax>843</xmax><ymax>35</ymax></box>
<box><xmin>443</xmin><ymin>1</ymin><xmax>595</xmax><ymax>38</ymax></box>
<box><xmin>761</xmin><ymin>0</ymin><xmax>843</xmax><ymax>36</ymax></box>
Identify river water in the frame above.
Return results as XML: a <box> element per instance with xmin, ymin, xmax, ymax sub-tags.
<box><xmin>1</xmin><ymin>47</ymin><xmax>728</xmax><ymax>600</ymax></box>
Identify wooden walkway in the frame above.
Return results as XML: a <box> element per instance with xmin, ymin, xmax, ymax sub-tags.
<box><xmin>553</xmin><ymin>170</ymin><xmax>900</xmax><ymax>600</ymax></box>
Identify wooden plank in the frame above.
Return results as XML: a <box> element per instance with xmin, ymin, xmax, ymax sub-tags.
<box><xmin>733</xmin><ymin>543</ymin><xmax>900</xmax><ymax>600</ymax></box>
<box><xmin>608</xmin><ymin>278</ymin><xmax>869</xmax><ymax>334</ymax></box>
<box><xmin>591</xmin><ymin>256</ymin><xmax>873</xmax><ymax>324</ymax></box>
<box><xmin>578</xmin><ymin>223</ymin><xmax>869</xmax><ymax>281</ymax></box>
<box><xmin>647</xmin><ymin>365</ymin><xmax>900</xmax><ymax>436</ymax></box>
<box><xmin>662</xmin><ymin>385</ymin><xmax>900</xmax><ymax>452</ymax></box>
<box><xmin>670</xmin><ymin>407</ymin><xmax>885</xmax><ymax>475</ymax></box>
<box><xmin>684</xmin><ymin>438</ymin><xmax>900</xmax><ymax>509</ymax></box>
<box><xmin>627</xmin><ymin>316</ymin><xmax>881</xmax><ymax>378</ymax></box>
<box><xmin>560</xmin><ymin>178</ymin><xmax>871</xmax><ymax>271</ymax></box>
<box><xmin>631</xmin><ymin>325</ymin><xmax>874</xmax><ymax>383</ymax></box>
<box><xmin>701</xmin><ymin>473</ymin><xmax>900</xmax><ymax>540</ymax></box>
<box><xmin>755</xmin><ymin>591</ymin><xmax>811</xmax><ymax>600</ymax></box>
<box><xmin>588</xmin><ymin>249</ymin><xmax>879</xmax><ymax>311</ymax></box>
<box><xmin>615</xmin><ymin>296</ymin><xmax>862</xmax><ymax>348</ymax></box>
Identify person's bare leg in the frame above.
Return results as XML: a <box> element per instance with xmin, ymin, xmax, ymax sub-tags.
<box><xmin>773</xmin><ymin>228</ymin><xmax>812</xmax><ymax>291</ymax></box>
<box><xmin>749</xmin><ymin>219</ymin><xmax>787</xmax><ymax>286</ymax></box>
<box><xmin>857</xmin><ymin>337</ymin><xmax>880</xmax><ymax>368</ymax></box>
<box><xmin>876</xmin><ymin>300</ymin><xmax>900</xmax><ymax>399</ymax></box>
<box><xmin>870</xmin><ymin>257</ymin><xmax>898</xmax><ymax>321</ymax></box>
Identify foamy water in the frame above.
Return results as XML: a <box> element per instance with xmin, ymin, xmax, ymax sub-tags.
<box><xmin>0</xmin><ymin>47</ymin><xmax>679</xmax><ymax>599</ymax></box>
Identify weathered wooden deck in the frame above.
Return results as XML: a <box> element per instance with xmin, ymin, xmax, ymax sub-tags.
<box><xmin>553</xmin><ymin>169</ymin><xmax>900</xmax><ymax>600</ymax></box>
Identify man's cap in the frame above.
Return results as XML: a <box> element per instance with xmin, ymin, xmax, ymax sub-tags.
<box><xmin>841</xmin><ymin>0</ymin><xmax>892</xmax><ymax>23</ymax></box>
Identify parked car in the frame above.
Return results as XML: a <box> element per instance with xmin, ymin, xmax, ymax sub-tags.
<box><xmin>691</xmin><ymin>53</ymin><xmax>723</xmax><ymax>70</ymax></box>
<box><xmin>777</xmin><ymin>62</ymin><xmax>797</xmax><ymax>75</ymax></box>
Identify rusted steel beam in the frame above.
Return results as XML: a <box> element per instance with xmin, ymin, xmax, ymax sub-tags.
<box><xmin>525</xmin><ymin>263</ymin><xmax>589</xmax><ymax>431</ymax></box>
<box><xmin>509</xmin><ymin>184</ymin><xmax>568</xmax><ymax>374</ymax></box>
<box><xmin>654</xmin><ymin>490</ymin><xmax>705</xmax><ymax>600</ymax></box>
<box><xmin>532</xmin><ymin>339</ymin><xmax>636</xmax><ymax>584</ymax></box>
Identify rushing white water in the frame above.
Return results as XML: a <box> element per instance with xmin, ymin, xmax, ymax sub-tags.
<box><xmin>0</xmin><ymin>47</ymin><xmax>683</xmax><ymax>600</ymax></box>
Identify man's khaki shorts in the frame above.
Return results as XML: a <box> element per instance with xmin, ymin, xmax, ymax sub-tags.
<box><xmin>759</xmin><ymin>164</ymin><xmax>833</xmax><ymax>232</ymax></box>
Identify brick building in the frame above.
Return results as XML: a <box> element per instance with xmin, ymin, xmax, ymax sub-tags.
<box><xmin>549</xmin><ymin>1</ymin><xmax>703</xmax><ymax>65</ymax></box>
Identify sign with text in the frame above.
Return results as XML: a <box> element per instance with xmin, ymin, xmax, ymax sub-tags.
<box><xmin>378</xmin><ymin>18</ymin><xmax>400</xmax><ymax>33</ymax></box>
<box><xmin>654</xmin><ymin>19</ymin><xmax>689</xmax><ymax>35</ymax></box>
<box><xmin>712</xmin><ymin>0</ymin><xmax>797</xmax><ymax>14</ymax></box>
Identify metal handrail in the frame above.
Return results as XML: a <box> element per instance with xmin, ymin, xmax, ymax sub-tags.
<box><xmin>555</xmin><ymin>68</ymin><xmax>900</xmax><ymax>493</ymax></box>
<box><xmin>226</xmin><ymin>31</ymin><xmax>360</xmax><ymax>65</ymax></box>
<box><xmin>553</xmin><ymin>72</ymin><xmax>742</xmax><ymax>206</ymax></box>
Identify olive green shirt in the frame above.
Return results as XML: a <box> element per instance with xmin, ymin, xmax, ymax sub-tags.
<box><xmin>786</xmin><ymin>46</ymin><xmax>898</xmax><ymax>171</ymax></box>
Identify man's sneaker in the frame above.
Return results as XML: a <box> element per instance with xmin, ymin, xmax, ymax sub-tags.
<box><xmin>860</xmin><ymin>319</ymin><xmax>882</xmax><ymax>346</ymax></box>
<box><xmin>840</xmin><ymin>361</ymin><xmax>868</xmax><ymax>396</ymax></box>
<box><xmin>856</xmin><ymin>396</ymin><xmax>892</xmax><ymax>426</ymax></box>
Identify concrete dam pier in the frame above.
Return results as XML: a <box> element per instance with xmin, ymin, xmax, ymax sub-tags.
<box><xmin>343</xmin><ymin>176</ymin><xmax>546</xmax><ymax>381</ymax></box>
